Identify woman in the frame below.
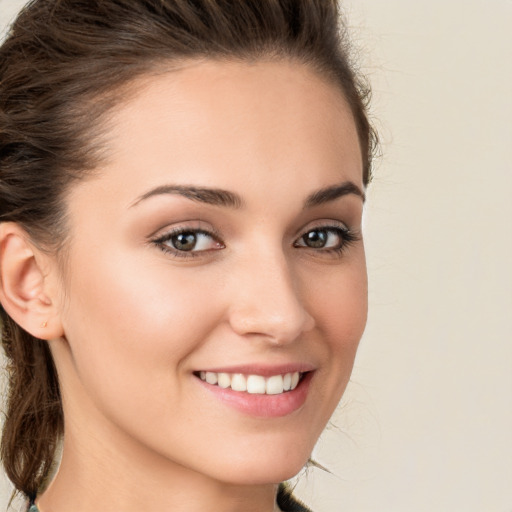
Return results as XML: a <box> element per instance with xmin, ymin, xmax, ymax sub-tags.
<box><xmin>0</xmin><ymin>1</ymin><xmax>376</xmax><ymax>510</ymax></box>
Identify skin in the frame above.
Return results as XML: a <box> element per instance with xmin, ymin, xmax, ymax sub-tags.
<box><xmin>29</xmin><ymin>60</ymin><xmax>367</xmax><ymax>511</ymax></box>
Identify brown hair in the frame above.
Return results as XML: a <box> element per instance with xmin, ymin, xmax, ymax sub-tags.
<box><xmin>0</xmin><ymin>0</ymin><xmax>377</xmax><ymax>500</ymax></box>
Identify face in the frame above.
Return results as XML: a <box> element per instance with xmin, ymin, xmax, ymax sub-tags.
<box><xmin>50</xmin><ymin>60</ymin><xmax>367</xmax><ymax>486</ymax></box>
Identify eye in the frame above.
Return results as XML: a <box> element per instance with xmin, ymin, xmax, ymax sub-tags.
<box><xmin>294</xmin><ymin>225</ymin><xmax>358</xmax><ymax>253</ymax></box>
<box><xmin>153</xmin><ymin>228</ymin><xmax>224</xmax><ymax>256</ymax></box>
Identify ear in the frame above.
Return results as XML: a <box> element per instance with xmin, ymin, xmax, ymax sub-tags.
<box><xmin>0</xmin><ymin>222</ymin><xmax>64</xmax><ymax>340</ymax></box>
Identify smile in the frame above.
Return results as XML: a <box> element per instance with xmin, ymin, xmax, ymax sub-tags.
<box><xmin>197</xmin><ymin>371</ymin><xmax>303</xmax><ymax>395</ymax></box>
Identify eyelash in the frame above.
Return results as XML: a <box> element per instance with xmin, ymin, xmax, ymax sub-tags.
<box><xmin>152</xmin><ymin>227</ymin><xmax>223</xmax><ymax>259</ymax></box>
<box><xmin>151</xmin><ymin>224</ymin><xmax>360</xmax><ymax>259</ymax></box>
<box><xmin>293</xmin><ymin>225</ymin><xmax>360</xmax><ymax>256</ymax></box>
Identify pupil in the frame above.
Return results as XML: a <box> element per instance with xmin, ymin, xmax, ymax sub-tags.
<box><xmin>173</xmin><ymin>232</ymin><xmax>196</xmax><ymax>251</ymax></box>
<box><xmin>304</xmin><ymin>230</ymin><xmax>327</xmax><ymax>248</ymax></box>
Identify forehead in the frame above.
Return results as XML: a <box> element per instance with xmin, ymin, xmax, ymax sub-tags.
<box><xmin>81</xmin><ymin>59</ymin><xmax>363</xmax><ymax>205</ymax></box>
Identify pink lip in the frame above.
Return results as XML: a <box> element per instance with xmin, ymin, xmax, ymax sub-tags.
<box><xmin>194</xmin><ymin>371</ymin><xmax>314</xmax><ymax>418</ymax></box>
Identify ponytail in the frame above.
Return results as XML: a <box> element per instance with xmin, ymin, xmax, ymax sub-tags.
<box><xmin>1</xmin><ymin>315</ymin><xmax>63</xmax><ymax>498</ymax></box>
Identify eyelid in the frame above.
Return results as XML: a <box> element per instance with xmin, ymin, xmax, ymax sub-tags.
<box><xmin>294</xmin><ymin>219</ymin><xmax>350</xmax><ymax>238</ymax></box>
<box><xmin>148</xmin><ymin>219</ymin><xmax>222</xmax><ymax>241</ymax></box>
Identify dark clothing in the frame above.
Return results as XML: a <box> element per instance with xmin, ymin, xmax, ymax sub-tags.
<box><xmin>277</xmin><ymin>483</ymin><xmax>313</xmax><ymax>511</ymax></box>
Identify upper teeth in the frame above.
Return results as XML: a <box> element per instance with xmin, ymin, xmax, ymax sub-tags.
<box><xmin>198</xmin><ymin>371</ymin><xmax>301</xmax><ymax>395</ymax></box>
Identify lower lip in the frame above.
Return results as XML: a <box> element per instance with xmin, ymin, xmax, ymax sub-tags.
<box><xmin>196</xmin><ymin>372</ymin><xmax>314</xmax><ymax>418</ymax></box>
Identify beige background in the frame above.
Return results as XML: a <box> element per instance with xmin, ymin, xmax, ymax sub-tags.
<box><xmin>1</xmin><ymin>0</ymin><xmax>511</xmax><ymax>510</ymax></box>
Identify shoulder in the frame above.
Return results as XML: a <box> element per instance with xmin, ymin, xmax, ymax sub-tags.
<box><xmin>277</xmin><ymin>483</ymin><xmax>313</xmax><ymax>512</ymax></box>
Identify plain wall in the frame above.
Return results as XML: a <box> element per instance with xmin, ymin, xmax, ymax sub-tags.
<box><xmin>1</xmin><ymin>0</ymin><xmax>511</xmax><ymax>510</ymax></box>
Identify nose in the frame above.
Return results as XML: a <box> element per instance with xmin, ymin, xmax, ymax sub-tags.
<box><xmin>227</xmin><ymin>250</ymin><xmax>315</xmax><ymax>345</ymax></box>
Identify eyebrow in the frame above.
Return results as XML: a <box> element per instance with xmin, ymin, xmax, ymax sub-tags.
<box><xmin>303</xmin><ymin>181</ymin><xmax>365</xmax><ymax>207</ymax></box>
<box><xmin>130</xmin><ymin>185</ymin><xmax>243</xmax><ymax>209</ymax></box>
<box><xmin>130</xmin><ymin>180</ymin><xmax>364</xmax><ymax>209</ymax></box>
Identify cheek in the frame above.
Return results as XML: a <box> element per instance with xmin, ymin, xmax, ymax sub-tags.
<box><xmin>305</xmin><ymin>255</ymin><xmax>367</xmax><ymax>381</ymax></box>
<box><xmin>309</xmin><ymin>253</ymin><xmax>367</xmax><ymax>335</ymax></box>
<box><xmin>59</xmin><ymin>247</ymin><xmax>221</xmax><ymax>400</ymax></box>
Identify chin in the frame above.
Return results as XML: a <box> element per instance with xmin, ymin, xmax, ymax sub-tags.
<box><xmin>205</xmin><ymin>440</ymin><xmax>314</xmax><ymax>486</ymax></box>
<box><xmin>218</xmin><ymin>463</ymin><xmax>307</xmax><ymax>487</ymax></box>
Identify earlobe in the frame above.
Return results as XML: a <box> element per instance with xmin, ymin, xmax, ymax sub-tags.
<box><xmin>0</xmin><ymin>222</ymin><xmax>63</xmax><ymax>340</ymax></box>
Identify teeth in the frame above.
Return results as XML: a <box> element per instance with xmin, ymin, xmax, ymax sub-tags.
<box><xmin>217</xmin><ymin>373</ymin><xmax>231</xmax><ymax>389</ymax></box>
<box><xmin>205</xmin><ymin>371</ymin><xmax>218</xmax><ymax>385</ymax></box>
<box><xmin>231</xmin><ymin>373</ymin><xmax>247</xmax><ymax>392</ymax></box>
<box><xmin>197</xmin><ymin>371</ymin><xmax>303</xmax><ymax>395</ymax></box>
<box><xmin>266</xmin><ymin>375</ymin><xmax>284</xmax><ymax>395</ymax></box>
<box><xmin>283</xmin><ymin>373</ymin><xmax>292</xmax><ymax>391</ymax></box>
<box><xmin>247</xmin><ymin>375</ymin><xmax>266</xmax><ymax>394</ymax></box>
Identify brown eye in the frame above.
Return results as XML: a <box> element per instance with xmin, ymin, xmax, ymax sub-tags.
<box><xmin>304</xmin><ymin>230</ymin><xmax>328</xmax><ymax>248</ymax></box>
<box><xmin>294</xmin><ymin>226</ymin><xmax>351</xmax><ymax>252</ymax></box>
<box><xmin>154</xmin><ymin>229</ymin><xmax>224</xmax><ymax>255</ymax></box>
<box><xmin>171</xmin><ymin>232</ymin><xmax>198</xmax><ymax>251</ymax></box>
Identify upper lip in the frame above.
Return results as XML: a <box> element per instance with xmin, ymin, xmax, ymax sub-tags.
<box><xmin>194</xmin><ymin>363</ymin><xmax>316</xmax><ymax>377</ymax></box>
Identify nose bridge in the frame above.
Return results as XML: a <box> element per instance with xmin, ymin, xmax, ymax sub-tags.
<box><xmin>228</xmin><ymin>244</ymin><xmax>314</xmax><ymax>343</ymax></box>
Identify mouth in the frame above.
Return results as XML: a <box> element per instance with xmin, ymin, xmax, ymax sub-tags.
<box><xmin>193</xmin><ymin>370</ymin><xmax>306</xmax><ymax>396</ymax></box>
<box><xmin>193</xmin><ymin>367</ymin><xmax>314</xmax><ymax>417</ymax></box>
